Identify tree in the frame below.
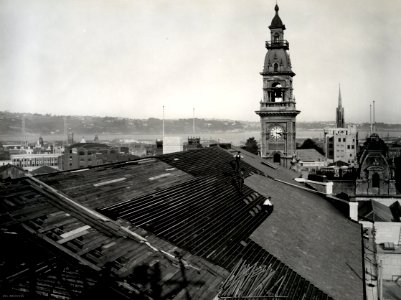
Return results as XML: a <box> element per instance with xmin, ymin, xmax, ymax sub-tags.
<box><xmin>242</xmin><ymin>137</ymin><xmax>259</xmax><ymax>155</ymax></box>
<box><xmin>298</xmin><ymin>138</ymin><xmax>325</xmax><ymax>155</ymax></box>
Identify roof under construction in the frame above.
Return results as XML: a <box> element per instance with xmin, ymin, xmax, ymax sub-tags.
<box><xmin>1</xmin><ymin>147</ymin><xmax>364</xmax><ymax>299</ymax></box>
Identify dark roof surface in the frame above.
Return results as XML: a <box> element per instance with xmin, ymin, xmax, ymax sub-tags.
<box><xmin>69</xmin><ymin>142</ymin><xmax>110</xmax><ymax>149</ymax></box>
<box><xmin>296</xmin><ymin>148</ymin><xmax>325</xmax><ymax>162</ymax></box>
<box><xmin>0</xmin><ymin>176</ymin><xmax>226</xmax><ymax>299</ymax></box>
<box><xmin>31</xmin><ymin>165</ymin><xmax>59</xmax><ymax>176</ymax></box>
<box><xmin>359</xmin><ymin>199</ymin><xmax>395</xmax><ymax>222</ymax></box>
<box><xmin>1</xmin><ymin>147</ymin><xmax>363</xmax><ymax>300</ymax></box>
<box><xmin>229</xmin><ymin>146</ymin><xmax>302</xmax><ymax>184</ymax></box>
<box><xmin>246</xmin><ymin>174</ymin><xmax>364</xmax><ymax>300</ymax></box>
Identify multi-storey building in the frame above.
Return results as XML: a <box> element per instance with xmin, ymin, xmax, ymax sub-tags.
<box><xmin>324</xmin><ymin>126</ymin><xmax>358</xmax><ymax>165</ymax></box>
<box><xmin>10</xmin><ymin>153</ymin><xmax>61</xmax><ymax>172</ymax></box>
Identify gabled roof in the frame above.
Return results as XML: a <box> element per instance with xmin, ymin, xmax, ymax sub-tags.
<box><xmin>30</xmin><ymin>165</ymin><xmax>59</xmax><ymax>176</ymax></box>
<box><xmin>0</xmin><ymin>163</ymin><xmax>24</xmax><ymax>173</ymax></box>
<box><xmin>359</xmin><ymin>199</ymin><xmax>395</xmax><ymax>222</ymax></box>
<box><xmin>296</xmin><ymin>148</ymin><xmax>325</xmax><ymax>162</ymax></box>
<box><xmin>390</xmin><ymin>201</ymin><xmax>401</xmax><ymax>222</ymax></box>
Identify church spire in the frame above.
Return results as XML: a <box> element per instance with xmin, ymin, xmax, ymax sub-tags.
<box><xmin>338</xmin><ymin>84</ymin><xmax>342</xmax><ymax>107</ymax></box>
<box><xmin>336</xmin><ymin>84</ymin><xmax>345</xmax><ymax>128</ymax></box>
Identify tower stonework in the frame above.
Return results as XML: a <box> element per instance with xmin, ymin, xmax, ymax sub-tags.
<box><xmin>256</xmin><ymin>4</ymin><xmax>300</xmax><ymax>167</ymax></box>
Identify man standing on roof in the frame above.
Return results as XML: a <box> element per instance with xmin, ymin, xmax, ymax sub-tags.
<box><xmin>234</xmin><ymin>151</ymin><xmax>243</xmax><ymax>171</ymax></box>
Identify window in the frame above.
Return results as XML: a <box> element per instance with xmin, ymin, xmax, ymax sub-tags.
<box><xmin>274</xmin><ymin>63</ymin><xmax>278</xmax><ymax>72</ymax></box>
<box><xmin>351</xmin><ymin>145</ymin><xmax>355</xmax><ymax>149</ymax></box>
<box><xmin>372</xmin><ymin>173</ymin><xmax>380</xmax><ymax>188</ymax></box>
<box><xmin>338</xmin><ymin>138</ymin><xmax>341</xmax><ymax>142</ymax></box>
<box><xmin>273</xmin><ymin>152</ymin><xmax>281</xmax><ymax>164</ymax></box>
<box><xmin>347</xmin><ymin>145</ymin><xmax>350</xmax><ymax>149</ymax></box>
<box><xmin>343</xmin><ymin>138</ymin><xmax>346</xmax><ymax>142</ymax></box>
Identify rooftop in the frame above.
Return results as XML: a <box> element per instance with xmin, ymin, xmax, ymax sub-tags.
<box><xmin>1</xmin><ymin>147</ymin><xmax>364</xmax><ymax>299</ymax></box>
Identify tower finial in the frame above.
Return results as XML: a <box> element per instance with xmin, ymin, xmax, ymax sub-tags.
<box><xmin>275</xmin><ymin>3</ymin><xmax>279</xmax><ymax>13</ymax></box>
<box><xmin>338</xmin><ymin>83</ymin><xmax>342</xmax><ymax>107</ymax></box>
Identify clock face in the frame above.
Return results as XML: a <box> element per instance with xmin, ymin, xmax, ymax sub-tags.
<box><xmin>269</xmin><ymin>126</ymin><xmax>284</xmax><ymax>140</ymax></box>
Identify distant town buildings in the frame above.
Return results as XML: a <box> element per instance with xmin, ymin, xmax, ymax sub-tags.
<box><xmin>256</xmin><ymin>4</ymin><xmax>300</xmax><ymax>167</ymax></box>
<box><xmin>295</xmin><ymin>148</ymin><xmax>326</xmax><ymax>176</ymax></box>
<box><xmin>59</xmin><ymin>142</ymin><xmax>137</xmax><ymax>171</ymax></box>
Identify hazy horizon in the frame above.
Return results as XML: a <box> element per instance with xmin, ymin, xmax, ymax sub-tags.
<box><xmin>1</xmin><ymin>0</ymin><xmax>401</xmax><ymax>123</ymax></box>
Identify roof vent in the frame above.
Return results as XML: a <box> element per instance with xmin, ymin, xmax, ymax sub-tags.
<box><xmin>262</xmin><ymin>197</ymin><xmax>274</xmax><ymax>215</ymax></box>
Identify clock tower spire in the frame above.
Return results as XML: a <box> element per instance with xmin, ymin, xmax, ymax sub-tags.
<box><xmin>256</xmin><ymin>4</ymin><xmax>300</xmax><ymax>167</ymax></box>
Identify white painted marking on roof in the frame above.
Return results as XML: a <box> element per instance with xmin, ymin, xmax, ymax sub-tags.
<box><xmin>102</xmin><ymin>241</ymin><xmax>116</xmax><ymax>249</ymax></box>
<box><xmin>138</xmin><ymin>158</ymin><xmax>156</xmax><ymax>164</ymax></box>
<box><xmin>149</xmin><ymin>173</ymin><xmax>171</xmax><ymax>181</ymax></box>
<box><xmin>70</xmin><ymin>168</ymin><xmax>89</xmax><ymax>173</ymax></box>
<box><xmin>165</xmin><ymin>168</ymin><xmax>176</xmax><ymax>171</ymax></box>
<box><xmin>173</xmin><ymin>158</ymin><xmax>179</xmax><ymax>161</ymax></box>
<box><xmin>94</xmin><ymin>177</ymin><xmax>126</xmax><ymax>187</ymax></box>
<box><xmin>60</xmin><ymin>225</ymin><xmax>91</xmax><ymax>239</ymax></box>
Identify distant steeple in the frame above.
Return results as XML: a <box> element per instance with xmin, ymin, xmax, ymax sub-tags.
<box><xmin>336</xmin><ymin>84</ymin><xmax>345</xmax><ymax>128</ymax></box>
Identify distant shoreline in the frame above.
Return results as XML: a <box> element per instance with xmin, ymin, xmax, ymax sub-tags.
<box><xmin>2</xmin><ymin>129</ymin><xmax>400</xmax><ymax>145</ymax></box>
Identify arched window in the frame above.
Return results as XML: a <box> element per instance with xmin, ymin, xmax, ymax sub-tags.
<box><xmin>273</xmin><ymin>152</ymin><xmax>281</xmax><ymax>164</ymax></box>
<box><xmin>274</xmin><ymin>63</ymin><xmax>278</xmax><ymax>72</ymax></box>
<box><xmin>274</xmin><ymin>33</ymin><xmax>280</xmax><ymax>42</ymax></box>
<box><xmin>372</xmin><ymin>173</ymin><xmax>380</xmax><ymax>188</ymax></box>
<box><xmin>272</xmin><ymin>82</ymin><xmax>283</xmax><ymax>102</ymax></box>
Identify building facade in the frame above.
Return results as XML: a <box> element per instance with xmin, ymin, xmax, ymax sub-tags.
<box><xmin>10</xmin><ymin>153</ymin><xmax>61</xmax><ymax>171</ymax></box>
<box><xmin>324</xmin><ymin>126</ymin><xmax>358</xmax><ymax>165</ymax></box>
<box><xmin>256</xmin><ymin>5</ymin><xmax>300</xmax><ymax>167</ymax></box>
<box><xmin>356</xmin><ymin>133</ymin><xmax>397</xmax><ymax>196</ymax></box>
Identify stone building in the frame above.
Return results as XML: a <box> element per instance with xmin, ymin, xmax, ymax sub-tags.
<box><xmin>356</xmin><ymin>133</ymin><xmax>397</xmax><ymax>195</ymax></box>
<box><xmin>256</xmin><ymin>4</ymin><xmax>300</xmax><ymax>167</ymax></box>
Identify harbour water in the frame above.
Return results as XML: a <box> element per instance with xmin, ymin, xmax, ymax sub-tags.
<box><xmin>2</xmin><ymin>129</ymin><xmax>401</xmax><ymax>146</ymax></box>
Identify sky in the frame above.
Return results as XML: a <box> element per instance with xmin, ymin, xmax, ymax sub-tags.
<box><xmin>1</xmin><ymin>0</ymin><xmax>401</xmax><ymax>123</ymax></box>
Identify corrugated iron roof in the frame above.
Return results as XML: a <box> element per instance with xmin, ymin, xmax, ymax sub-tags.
<box><xmin>1</xmin><ymin>147</ymin><xmax>364</xmax><ymax>300</ymax></box>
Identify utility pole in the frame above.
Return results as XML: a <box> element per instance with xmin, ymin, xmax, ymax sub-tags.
<box><xmin>162</xmin><ymin>105</ymin><xmax>165</xmax><ymax>139</ymax></box>
<box><xmin>373</xmin><ymin>100</ymin><xmax>376</xmax><ymax>133</ymax></box>
<box><xmin>370</xmin><ymin>104</ymin><xmax>372</xmax><ymax>135</ymax></box>
<box><xmin>192</xmin><ymin>107</ymin><xmax>195</xmax><ymax>135</ymax></box>
<box><xmin>21</xmin><ymin>114</ymin><xmax>26</xmax><ymax>145</ymax></box>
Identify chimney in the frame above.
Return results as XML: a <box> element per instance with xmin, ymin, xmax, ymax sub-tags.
<box><xmin>349</xmin><ymin>201</ymin><xmax>358</xmax><ymax>221</ymax></box>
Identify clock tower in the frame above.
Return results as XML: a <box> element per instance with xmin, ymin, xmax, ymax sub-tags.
<box><xmin>256</xmin><ymin>4</ymin><xmax>300</xmax><ymax>167</ymax></box>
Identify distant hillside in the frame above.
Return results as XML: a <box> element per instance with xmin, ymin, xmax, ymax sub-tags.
<box><xmin>0</xmin><ymin>111</ymin><xmax>259</xmax><ymax>135</ymax></box>
<box><xmin>1</xmin><ymin>111</ymin><xmax>401</xmax><ymax>136</ymax></box>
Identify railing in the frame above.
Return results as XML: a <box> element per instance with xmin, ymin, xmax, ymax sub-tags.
<box><xmin>265</xmin><ymin>40</ymin><xmax>289</xmax><ymax>49</ymax></box>
<box><xmin>259</xmin><ymin>101</ymin><xmax>295</xmax><ymax>108</ymax></box>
